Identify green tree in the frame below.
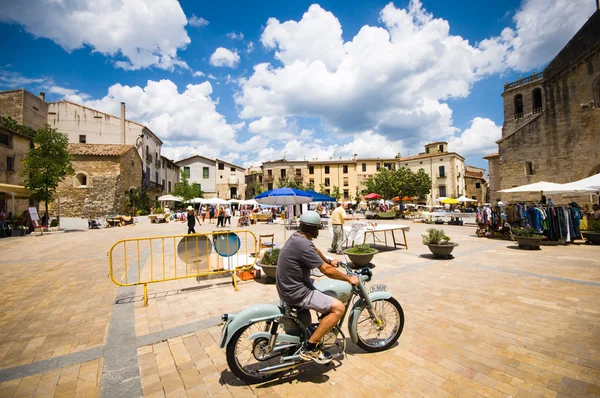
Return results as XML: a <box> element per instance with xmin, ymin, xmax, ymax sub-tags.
<box><xmin>22</xmin><ymin>124</ymin><xmax>75</xmax><ymax>220</ymax></box>
<box><xmin>0</xmin><ymin>116</ymin><xmax>36</xmax><ymax>138</ymax></box>
<box><xmin>173</xmin><ymin>171</ymin><xmax>204</xmax><ymax>200</ymax></box>
<box><xmin>364</xmin><ymin>167</ymin><xmax>432</xmax><ymax>206</ymax></box>
<box><xmin>331</xmin><ymin>185</ymin><xmax>342</xmax><ymax>200</ymax></box>
<box><xmin>276</xmin><ymin>177</ymin><xmax>303</xmax><ymax>189</ymax></box>
<box><xmin>318</xmin><ymin>183</ymin><xmax>328</xmax><ymax>195</ymax></box>
<box><xmin>126</xmin><ymin>188</ymin><xmax>151</xmax><ymax>215</ymax></box>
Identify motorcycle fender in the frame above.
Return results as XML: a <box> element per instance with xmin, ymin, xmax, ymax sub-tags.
<box><xmin>248</xmin><ymin>332</ymin><xmax>301</xmax><ymax>344</ymax></box>
<box><xmin>219</xmin><ymin>304</ymin><xmax>283</xmax><ymax>348</ymax></box>
<box><xmin>348</xmin><ymin>291</ymin><xmax>393</xmax><ymax>344</ymax></box>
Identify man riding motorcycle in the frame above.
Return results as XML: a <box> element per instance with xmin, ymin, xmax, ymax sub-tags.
<box><xmin>275</xmin><ymin>211</ymin><xmax>359</xmax><ymax>364</ymax></box>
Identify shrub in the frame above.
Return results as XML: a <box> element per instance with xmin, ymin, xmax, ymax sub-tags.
<box><xmin>50</xmin><ymin>219</ymin><xmax>59</xmax><ymax>227</ymax></box>
<box><xmin>261</xmin><ymin>248</ymin><xmax>280</xmax><ymax>265</ymax></box>
<box><xmin>585</xmin><ymin>219</ymin><xmax>600</xmax><ymax>232</ymax></box>
<box><xmin>154</xmin><ymin>207</ymin><xmax>164</xmax><ymax>214</ymax></box>
<box><xmin>512</xmin><ymin>227</ymin><xmax>542</xmax><ymax>237</ymax></box>
<box><xmin>346</xmin><ymin>243</ymin><xmax>377</xmax><ymax>254</ymax></box>
<box><xmin>422</xmin><ymin>228</ymin><xmax>451</xmax><ymax>245</ymax></box>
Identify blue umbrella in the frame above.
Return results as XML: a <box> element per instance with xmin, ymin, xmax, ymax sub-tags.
<box><xmin>305</xmin><ymin>189</ymin><xmax>336</xmax><ymax>202</ymax></box>
<box><xmin>254</xmin><ymin>188</ymin><xmax>313</xmax><ymax>205</ymax></box>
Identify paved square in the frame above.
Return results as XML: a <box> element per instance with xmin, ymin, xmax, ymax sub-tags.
<box><xmin>0</xmin><ymin>218</ymin><xmax>598</xmax><ymax>397</ymax></box>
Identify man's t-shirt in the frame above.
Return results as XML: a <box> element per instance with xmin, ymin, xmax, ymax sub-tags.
<box><xmin>276</xmin><ymin>232</ymin><xmax>324</xmax><ymax>305</ymax></box>
<box><xmin>331</xmin><ymin>207</ymin><xmax>346</xmax><ymax>225</ymax></box>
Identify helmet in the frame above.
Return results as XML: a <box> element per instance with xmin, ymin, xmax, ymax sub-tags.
<box><xmin>299</xmin><ymin>211</ymin><xmax>321</xmax><ymax>227</ymax></box>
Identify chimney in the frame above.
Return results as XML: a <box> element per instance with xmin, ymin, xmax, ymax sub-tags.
<box><xmin>353</xmin><ymin>154</ymin><xmax>357</xmax><ymax>160</ymax></box>
<box><xmin>120</xmin><ymin>102</ymin><xmax>126</xmax><ymax>144</ymax></box>
<box><xmin>39</xmin><ymin>92</ymin><xmax>45</xmax><ymax>101</ymax></box>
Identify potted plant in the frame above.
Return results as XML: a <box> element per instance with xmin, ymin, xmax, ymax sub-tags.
<box><xmin>581</xmin><ymin>219</ymin><xmax>600</xmax><ymax>245</ymax></box>
<box><xmin>258</xmin><ymin>248</ymin><xmax>280</xmax><ymax>281</ymax></box>
<box><xmin>512</xmin><ymin>227</ymin><xmax>544</xmax><ymax>249</ymax></box>
<box><xmin>422</xmin><ymin>228</ymin><xmax>458</xmax><ymax>258</ymax></box>
<box><xmin>343</xmin><ymin>244</ymin><xmax>379</xmax><ymax>267</ymax></box>
<box><xmin>8</xmin><ymin>215</ymin><xmax>25</xmax><ymax>237</ymax></box>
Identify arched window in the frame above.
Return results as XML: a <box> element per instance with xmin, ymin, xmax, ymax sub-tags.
<box><xmin>75</xmin><ymin>173</ymin><xmax>88</xmax><ymax>187</ymax></box>
<box><xmin>593</xmin><ymin>76</ymin><xmax>600</xmax><ymax>108</ymax></box>
<box><xmin>532</xmin><ymin>88</ymin><xmax>542</xmax><ymax>113</ymax></box>
<box><xmin>514</xmin><ymin>94</ymin><xmax>524</xmax><ymax>118</ymax></box>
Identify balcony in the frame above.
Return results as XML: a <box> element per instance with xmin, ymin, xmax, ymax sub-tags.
<box><xmin>146</xmin><ymin>153</ymin><xmax>153</xmax><ymax>163</ymax></box>
<box><xmin>436</xmin><ymin>173</ymin><xmax>446</xmax><ymax>179</ymax></box>
<box><xmin>229</xmin><ymin>194</ymin><xmax>242</xmax><ymax>200</ymax></box>
<box><xmin>147</xmin><ymin>180</ymin><xmax>163</xmax><ymax>191</ymax></box>
<box><xmin>264</xmin><ymin>175</ymin><xmax>274</xmax><ymax>182</ymax></box>
<box><xmin>504</xmin><ymin>72</ymin><xmax>543</xmax><ymax>90</ymax></box>
<box><xmin>294</xmin><ymin>174</ymin><xmax>303</xmax><ymax>182</ymax></box>
<box><xmin>228</xmin><ymin>175</ymin><xmax>239</xmax><ymax>185</ymax></box>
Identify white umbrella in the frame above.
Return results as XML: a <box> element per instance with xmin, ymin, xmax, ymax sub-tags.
<box><xmin>228</xmin><ymin>199</ymin><xmax>241</xmax><ymax>203</ymax></box>
<box><xmin>498</xmin><ymin>181</ymin><xmax>565</xmax><ymax>193</ymax></box>
<box><xmin>158</xmin><ymin>194</ymin><xmax>183</xmax><ymax>202</ymax></box>
<box><xmin>542</xmin><ymin>173</ymin><xmax>600</xmax><ymax>193</ymax></box>
<box><xmin>185</xmin><ymin>197</ymin><xmax>203</xmax><ymax>204</ymax></box>
<box><xmin>456</xmin><ymin>195</ymin><xmax>477</xmax><ymax>202</ymax></box>
<box><xmin>434</xmin><ymin>197</ymin><xmax>448</xmax><ymax>202</ymax></box>
<box><xmin>203</xmin><ymin>197</ymin><xmax>229</xmax><ymax>205</ymax></box>
<box><xmin>240</xmin><ymin>199</ymin><xmax>258</xmax><ymax>205</ymax></box>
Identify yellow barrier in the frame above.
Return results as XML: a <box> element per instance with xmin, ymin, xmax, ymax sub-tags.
<box><xmin>108</xmin><ymin>230</ymin><xmax>259</xmax><ymax>306</ymax></box>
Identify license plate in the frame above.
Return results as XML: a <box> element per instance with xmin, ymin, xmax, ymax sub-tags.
<box><xmin>370</xmin><ymin>284</ymin><xmax>388</xmax><ymax>293</ymax></box>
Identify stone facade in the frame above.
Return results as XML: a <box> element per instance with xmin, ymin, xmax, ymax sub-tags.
<box><xmin>50</xmin><ymin>144</ymin><xmax>142</xmax><ymax>217</ymax></box>
<box><xmin>483</xmin><ymin>154</ymin><xmax>500</xmax><ymax>203</ymax></box>
<box><xmin>161</xmin><ymin>156</ymin><xmax>180</xmax><ymax>195</ymax></box>
<box><xmin>0</xmin><ymin>126</ymin><xmax>32</xmax><ymax>214</ymax></box>
<box><xmin>464</xmin><ymin>165</ymin><xmax>488</xmax><ymax>203</ymax></box>
<box><xmin>488</xmin><ymin>11</ymin><xmax>600</xmax><ymax>204</ymax></box>
<box><xmin>215</xmin><ymin>159</ymin><xmax>246</xmax><ymax>200</ymax></box>
<box><xmin>245</xmin><ymin>169</ymin><xmax>263</xmax><ymax>199</ymax></box>
<box><xmin>262</xmin><ymin>159</ymin><xmax>308</xmax><ymax>191</ymax></box>
<box><xmin>0</xmin><ymin>90</ymin><xmax>48</xmax><ymax>130</ymax></box>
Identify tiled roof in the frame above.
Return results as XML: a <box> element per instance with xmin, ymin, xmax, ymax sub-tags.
<box><xmin>399</xmin><ymin>152</ymin><xmax>464</xmax><ymax>162</ymax></box>
<box><xmin>483</xmin><ymin>153</ymin><xmax>499</xmax><ymax>159</ymax></box>
<box><xmin>68</xmin><ymin>144</ymin><xmax>134</xmax><ymax>157</ymax></box>
<box><xmin>0</xmin><ymin>125</ymin><xmax>33</xmax><ymax>141</ymax></box>
<box><xmin>465</xmin><ymin>171</ymin><xmax>484</xmax><ymax>178</ymax></box>
<box><xmin>175</xmin><ymin>154</ymin><xmax>215</xmax><ymax>164</ymax></box>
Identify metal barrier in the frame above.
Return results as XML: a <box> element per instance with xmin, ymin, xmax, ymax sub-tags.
<box><xmin>108</xmin><ymin>230</ymin><xmax>259</xmax><ymax>306</ymax></box>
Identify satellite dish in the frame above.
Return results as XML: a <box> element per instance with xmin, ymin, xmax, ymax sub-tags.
<box><xmin>213</xmin><ymin>232</ymin><xmax>241</xmax><ymax>257</ymax></box>
<box><xmin>177</xmin><ymin>235</ymin><xmax>212</xmax><ymax>264</ymax></box>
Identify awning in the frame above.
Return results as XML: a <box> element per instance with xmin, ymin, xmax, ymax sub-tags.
<box><xmin>0</xmin><ymin>183</ymin><xmax>31</xmax><ymax>200</ymax></box>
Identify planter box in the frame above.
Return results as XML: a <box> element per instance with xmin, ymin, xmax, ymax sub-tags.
<box><xmin>581</xmin><ymin>231</ymin><xmax>600</xmax><ymax>245</ymax></box>
<box><xmin>10</xmin><ymin>229</ymin><xmax>24</xmax><ymax>237</ymax></box>
<box><xmin>514</xmin><ymin>236</ymin><xmax>544</xmax><ymax>250</ymax></box>
<box><xmin>236</xmin><ymin>269</ymin><xmax>260</xmax><ymax>281</ymax></box>
<box><xmin>258</xmin><ymin>262</ymin><xmax>277</xmax><ymax>281</ymax></box>
<box><xmin>343</xmin><ymin>249</ymin><xmax>379</xmax><ymax>267</ymax></box>
<box><xmin>426</xmin><ymin>243</ymin><xmax>458</xmax><ymax>258</ymax></box>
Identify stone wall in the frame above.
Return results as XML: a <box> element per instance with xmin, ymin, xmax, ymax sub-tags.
<box><xmin>497</xmin><ymin>49</ymin><xmax>600</xmax><ymax>204</ymax></box>
<box><xmin>0</xmin><ymin>90</ymin><xmax>24</xmax><ymax>123</ymax></box>
<box><xmin>0</xmin><ymin>90</ymin><xmax>48</xmax><ymax>130</ymax></box>
<box><xmin>485</xmin><ymin>156</ymin><xmax>500</xmax><ymax>203</ymax></box>
<box><xmin>51</xmin><ymin>149</ymin><xmax>142</xmax><ymax>217</ymax></box>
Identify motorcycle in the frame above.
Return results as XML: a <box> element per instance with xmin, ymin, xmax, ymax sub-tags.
<box><xmin>219</xmin><ymin>263</ymin><xmax>404</xmax><ymax>383</ymax></box>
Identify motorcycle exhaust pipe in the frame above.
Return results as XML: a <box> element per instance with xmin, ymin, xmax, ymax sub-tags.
<box><xmin>257</xmin><ymin>361</ymin><xmax>303</xmax><ymax>374</ymax></box>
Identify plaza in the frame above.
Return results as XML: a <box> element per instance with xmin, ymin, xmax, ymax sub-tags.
<box><xmin>0</xmin><ymin>218</ymin><xmax>598</xmax><ymax>397</ymax></box>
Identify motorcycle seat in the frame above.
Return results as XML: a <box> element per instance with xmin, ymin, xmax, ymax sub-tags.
<box><xmin>121</xmin><ymin>215</ymin><xmax>133</xmax><ymax>222</ymax></box>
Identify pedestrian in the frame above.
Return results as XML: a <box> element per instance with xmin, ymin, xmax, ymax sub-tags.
<box><xmin>328</xmin><ymin>202</ymin><xmax>358</xmax><ymax>254</ymax></box>
<box><xmin>183</xmin><ymin>206</ymin><xmax>201</xmax><ymax>234</ymax></box>
<box><xmin>217</xmin><ymin>207</ymin><xmax>225</xmax><ymax>227</ymax></box>
<box><xmin>201</xmin><ymin>206</ymin><xmax>206</xmax><ymax>222</ymax></box>
<box><xmin>209</xmin><ymin>205</ymin><xmax>215</xmax><ymax>223</ymax></box>
<box><xmin>225</xmin><ymin>206</ymin><xmax>232</xmax><ymax>225</ymax></box>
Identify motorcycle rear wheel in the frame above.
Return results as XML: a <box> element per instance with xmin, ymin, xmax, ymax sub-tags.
<box><xmin>226</xmin><ymin>321</ymin><xmax>290</xmax><ymax>384</ymax></box>
<box><xmin>355</xmin><ymin>297</ymin><xmax>404</xmax><ymax>352</ymax></box>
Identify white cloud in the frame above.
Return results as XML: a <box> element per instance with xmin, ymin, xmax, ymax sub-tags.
<box><xmin>227</xmin><ymin>32</ymin><xmax>244</xmax><ymax>40</ymax></box>
<box><xmin>0</xmin><ymin>0</ymin><xmax>190</xmax><ymax>71</ymax></box>
<box><xmin>209</xmin><ymin>47</ymin><xmax>240</xmax><ymax>68</ymax></box>
<box><xmin>79</xmin><ymin>80</ymin><xmax>237</xmax><ymax>156</ymax></box>
<box><xmin>232</xmin><ymin>122</ymin><xmax>246</xmax><ymax>131</ymax></box>
<box><xmin>207</xmin><ymin>74</ymin><xmax>217</xmax><ymax>80</ymax></box>
<box><xmin>188</xmin><ymin>14</ymin><xmax>209</xmax><ymax>27</ymax></box>
<box><xmin>483</xmin><ymin>0</ymin><xmax>596</xmax><ymax>72</ymax></box>
<box><xmin>248</xmin><ymin>116</ymin><xmax>300</xmax><ymax>141</ymax></box>
<box><xmin>0</xmin><ymin>70</ymin><xmax>46</xmax><ymax>87</ymax></box>
<box><xmin>447</xmin><ymin>117</ymin><xmax>502</xmax><ymax>158</ymax></box>
<box><xmin>246</xmin><ymin>42</ymin><xmax>255</xmax><ymax>53</ymax></box>
<box><xmin>193</xmin><ymin>71</ymin><xmax>205</xmax><ymax>77</ymax></box>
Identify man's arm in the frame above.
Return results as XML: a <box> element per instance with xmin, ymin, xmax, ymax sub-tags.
<box><xmin>319</xmin><ymin>262</ymin><xmax>359</xmax><ymax>285</ymax></box>
<box><xmin>315</xmin><ymin>247</ymin><xmax>339</xmax><ymax>267</ymax></box>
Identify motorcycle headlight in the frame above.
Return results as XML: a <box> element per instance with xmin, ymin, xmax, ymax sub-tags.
<box><xmin>221</xmin><ymin>314</ymin><xmax>229</xmax><ymax>322</ymax></box>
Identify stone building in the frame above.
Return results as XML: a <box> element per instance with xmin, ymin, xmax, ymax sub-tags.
<box><xmin>245</xmin><ymin>166</ymin><xmax>263</xmax><ymax>199</ymax></box>
<box><xmin>0</xmin><ymin>89</ymin><xmax>48</xmax><ymax>130</ymax></box>
<box><xmin>215</xmin><ymin>159</ymin><xmax>246</xmax><ymax>200</ymax></box>
<box><xmin>399</xmin><ymin>142</ymin><xmax>465</xmax><ymax>204</ymax></box>
<box><xmin>161</xmin><ymin>156</ymin><xmax>180</xmax><ymax>194</ymax></box>
<box><xmin>0</xmin><ymin>125</ymin><xmax>32</xmax><ymax>215</ymax></box>
<box><xmin>354</xmin><ymin>156</ymin><xmax>398</xmax><ymax>199</ymax></box>
<box><xmin>309</xmin><ymin>157</ymin><xmax>359</xmax><ymax>200</ymax></box>
<box><xmin>262</xmin><ymin>159</ymin><xmax>308</xmax><ymax>192</ymax></box>
<box><xmin>51</xmin><ymin>144</ymin><xmax>142</xmax><ymax>217</ymax></box>
<box><xmin>486</xmin><ymin>10</ymin><xmax>600</xmax><ymax>203</ymax></box>
<box><xmin>464</xmin><ymin>165</ymin><xmax>488</xmax><ymax>203</ymax></box>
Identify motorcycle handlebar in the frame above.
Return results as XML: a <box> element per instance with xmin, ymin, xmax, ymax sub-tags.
<box><xmin>339</xmin><ymin>261</ymin><xmax>372</xmax><ymax>282</ymax></box>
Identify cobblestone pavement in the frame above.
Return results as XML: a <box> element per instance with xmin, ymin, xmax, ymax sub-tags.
<box><xmin>0</xmin><ymin>217</ymin><xmax>599</xmax><ymax>397</ymax></box>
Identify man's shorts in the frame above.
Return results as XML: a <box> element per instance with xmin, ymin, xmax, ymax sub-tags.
<box><xmin>298</xmin><ymin>290</ymin><xmax>334</xmax><ymax>313</ymax></box>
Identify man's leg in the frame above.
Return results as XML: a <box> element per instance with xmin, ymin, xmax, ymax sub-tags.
<box><xmin>308</xmin><ymin>298</ymin><xmax>344</xmax><ymax>344</ymax></box>
<box><xmin>333</xmin><ymin>225</ymin><xmax>343</xmax><ymax>253</ymax></box>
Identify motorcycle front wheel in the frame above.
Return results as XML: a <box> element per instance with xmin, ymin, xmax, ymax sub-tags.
<box><xmin>226</xmin><ymin>321</ymin><xmax>289</xmax><ymax>384</ymax></box>
<box><xmin>355</xmin><ymin>297</ymin><xmax>404</xmax><ymax>352</ymax></box>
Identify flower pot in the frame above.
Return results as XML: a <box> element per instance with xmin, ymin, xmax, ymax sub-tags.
<box><xmin>343</xmin><ymin>249</ymin><xmax>379</xmax><ymax>267</ymax></box>
<box><xmin>426</xmin><ymin>243</ymin><xmax>458</xmax><ymax>258</ymax></box>
<box><xmin>514</xmin><ymin>236</ymin><xmax>544</xmax><ymax>250</ymax></box>
<box><xmin>10</xmin><ymin>229</ymin><xmax>24</xmax><ymax>237</ymax></box>
<box><xmin>258</xmin><ymin>261</ymin><xmax>277</xmax><ymax>281</ymax></box>
<box><xmin>581</xmin><ymin>231</ymin><xmax>600</xmax><ymax>245</ymax></box>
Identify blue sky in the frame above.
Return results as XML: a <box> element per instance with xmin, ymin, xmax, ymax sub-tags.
<box><xmin>0</xmin><ymin>0</ymin><xmax>596</xmax><ymax>171</ymax></box>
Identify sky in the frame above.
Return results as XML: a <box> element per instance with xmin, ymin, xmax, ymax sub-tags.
<box><xmin>0</xmin><ymin>0</ymin><xmax>597</xmax><ymax>171</ymax></box>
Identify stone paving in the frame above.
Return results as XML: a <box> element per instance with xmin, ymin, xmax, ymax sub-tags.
<box><xmin>0</xmin><ymin>217</ymin><xmax>599</xmax><ymax>397</ymax></box>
